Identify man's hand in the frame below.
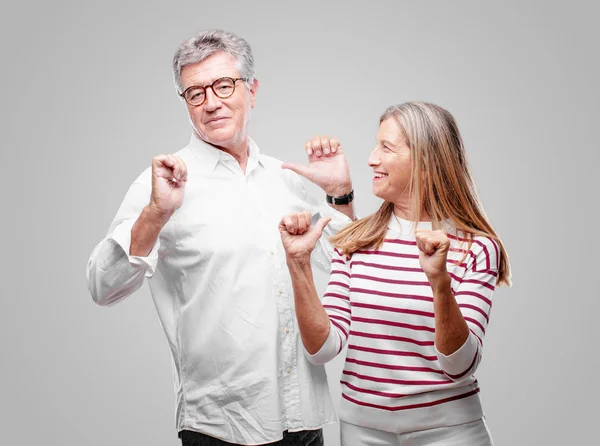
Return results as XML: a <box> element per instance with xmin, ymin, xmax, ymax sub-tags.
<box><xmin>282</xmin><ymin>136</ymin><xmax>352</xmax><ymax>197</ymax></box>
<box><xmin>279</xmin><ymin>211</ymin><xmax>332</xmax><ymax>261</ymax></box>
<box><xmin>149</xmin><ymin>154</ymin><xmax>188</xmax><ymax>221</ymax></box>
<box><xmin>129</xmin><ymin>155</ymin><xmax>187</xmax><ymax>257</ymax></box>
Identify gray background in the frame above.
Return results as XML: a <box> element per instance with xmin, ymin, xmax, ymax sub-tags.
<box><xmin>1</xmin><ymin>1</ymin><xmax>597</xmax><ymax>445</ymax></box>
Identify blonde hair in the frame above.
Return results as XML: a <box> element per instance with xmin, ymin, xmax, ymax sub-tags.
<box><xmin>330</xmin><ymin>102</ymin><xmax>511</xmax><ymax>286</ymax></box>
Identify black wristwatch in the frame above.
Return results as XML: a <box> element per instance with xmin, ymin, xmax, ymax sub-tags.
<box><xmin>326</xmin><ymin>189</ymin><xmax>354</xmax><ymax>205</ymax></box>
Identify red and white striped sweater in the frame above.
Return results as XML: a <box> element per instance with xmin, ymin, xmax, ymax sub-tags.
<box><xmin>307</xmin><ymin>215</ymin><xmax>500</xmax><ymax>434</ymax></box>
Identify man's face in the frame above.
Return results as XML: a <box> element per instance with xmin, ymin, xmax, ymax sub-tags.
<box><xmin>180</xmin><ymin>52</ymin><xmax>258</xmax><ymax>151</ymax></box>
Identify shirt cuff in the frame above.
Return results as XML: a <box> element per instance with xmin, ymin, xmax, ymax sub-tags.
<box><xmin>435</xmin><ymin>332</ymin><xmax>479</xmax><ymax>380</ymax></box>
<box><xmin>317</xmin><ymin>200</ymin><xmax>354</xmax><ymax>224</ymax></box>
<box><xmin>110</xmin><ymin>219</ymin><xmax>160</xmax><ymax>278</ymax></box>
<box><xmin>303</xmin><ymin>323</ymin><xmax>340</xmax><ymax>365</ymax></box>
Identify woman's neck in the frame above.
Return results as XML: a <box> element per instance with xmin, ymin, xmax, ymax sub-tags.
<box><xmin>393</xmin><ymin>203</ymin><xmax>431</xmax><ymax>222</ymax></box>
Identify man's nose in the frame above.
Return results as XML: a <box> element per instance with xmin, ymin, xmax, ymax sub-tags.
<box><xmin>203</xmin><ymin>87</ymin><xmax>223</xmax><ymax>111</ymax></box>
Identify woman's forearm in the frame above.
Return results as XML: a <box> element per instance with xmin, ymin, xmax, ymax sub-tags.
<box><xmin>430</xmin><ymin>274</ymin><xmax>470</xmax><ymax>355</ymax></box>
<box><xmin>286</xmin><ymin>257</ymin><xmax>331</xmax><ymax>354</ymax></box>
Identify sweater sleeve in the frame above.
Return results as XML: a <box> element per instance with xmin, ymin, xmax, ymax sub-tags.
<box><xmin>436</xmin><ymin>236</ymin><xmax>500</xmax><ymax>381</ymax></box>
<box><xmin>304</xmin><ymin>248</ymin><xmax>352</xmax><ymax>365</ymax></box>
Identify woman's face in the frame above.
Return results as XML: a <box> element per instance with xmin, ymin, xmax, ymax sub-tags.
<box><xmin>368</xmin><ymin>117</ymin><xmax>413</xmax><ymax>204</ymax></box>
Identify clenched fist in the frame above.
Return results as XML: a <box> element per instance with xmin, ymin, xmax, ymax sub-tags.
<box><xmin>149</xmin><ymin>154</ymin><xmax>188</xmax><ymax>219</ymax></box>
<box><xmin>279</xmin><ymin>211</ymin><xmax>332</xmax><ymax>261</ymax></box>
<box><xmin>415</xmin><ymin>230</ymin><xmax>451</xmax><ymax>281</ymax></box>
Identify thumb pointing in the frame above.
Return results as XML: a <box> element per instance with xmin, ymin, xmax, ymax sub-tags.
<box><xmin>313</xmin><ymin>217</ymin><xmax>332</xmax><ymax>236</ymax></box>
<box><xmin>282</xmin><ymin>162</ymin><xmax>312</xmax><ymax>180</ymax></box>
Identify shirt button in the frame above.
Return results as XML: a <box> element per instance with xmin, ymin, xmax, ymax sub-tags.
<box><xmin>278</xmin><ymin>287</ymin><xmax>283</xmax><ymax>295</ymax></box>
<box><xmin>286</xmin><ymin>367</ymin><xmax>292</xmax><ymax>374</ymax></box>
<box><xmin>284</xmin><ymin>327</ymin><xmax>290</xmax><ymax>334</ymax></box>
<box><xmin>269</xmin><ymin>249</ymin><xmax>275</xmax><ymax>256</ymax></box>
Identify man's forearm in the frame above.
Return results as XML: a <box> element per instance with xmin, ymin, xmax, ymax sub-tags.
<box><xmin>130</xmin><ymin>205</ymin><xmax>171</xmax><ymax>256</ymax></box>
<box><xmin>328</xmin><ymin>202</ymin><xmax>356</xmax><ymax>221</ymax></box>
<box><xmin>286</xmin><ymin>257</ymin><xmax>331</xmax><ymax>354</ymax></box>
<box><xmin>326</xmin><ymin>185</ymin><xmax>356</xmax><ymax>221</ymax></box>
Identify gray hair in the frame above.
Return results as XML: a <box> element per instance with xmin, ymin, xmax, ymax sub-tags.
<box><xmin>172</xmin><ymin>29</ymin><xmax>255</xmax><ymax>94</ymax></box>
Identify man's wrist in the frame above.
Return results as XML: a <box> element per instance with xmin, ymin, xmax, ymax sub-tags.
<box><xmin>325</xmin><ymin>184</ymin><xmax>353</xmax><ymax>198</ymax></box>
<box><xmin>145</xmin><ymin>203</ymin><xmax>173</xmax><ymax>227</ymax></box>
<box><xmin>326</xmin><ymin>189</ymin><xmax>354</xmax><ymax>206</ymax></box>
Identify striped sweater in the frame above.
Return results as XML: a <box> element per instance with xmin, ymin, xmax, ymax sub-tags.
<box><xmin>307</xmin><ymin>215</ymin><xmax>500</xmax><ymax>434</ymax></box>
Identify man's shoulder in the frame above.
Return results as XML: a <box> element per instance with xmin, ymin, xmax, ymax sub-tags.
<box><xmin>251</xmin><ymin>138</ymin><xmax>292</xmax><ymax>173</ymax></box>
<box><xmin>259</xmin><ymin>153</ymin><xmax>299</xmax><ymax>178</ymax></box>
<box><xmin>258</xmin><ymin>152</ymin><xmax>284</xmax><ymax>169</ymax></box>
<box><xmin>132</xmin><ymin>165</ymin><xmax>152</xmax><ymax>187</ymax></box>
<box><xmin>259</xmin><ymin>153</ymin><xmax>307</xmax><ymax>195</ymax></box>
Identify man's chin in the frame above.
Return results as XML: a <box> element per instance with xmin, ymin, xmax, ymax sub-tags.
<box><xmin>199</xmin><ymin>131</ymin><xmax>233</xmax><ymax>147</ymax></box>
<box><xmin>195</xmin><ymin>127</ymin><xmax>246</xmax><ymax>151</ymax></box>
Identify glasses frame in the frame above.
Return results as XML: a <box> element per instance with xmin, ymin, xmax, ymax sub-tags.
<box><xmin>179</xmin><ymin>77</ymin><xmax>248</xmax><ymax>106</ymax></box>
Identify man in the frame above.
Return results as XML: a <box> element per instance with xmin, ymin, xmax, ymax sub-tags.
<box><xmin>86</xmin><ymin>29</ymin><xmax>356</xmax><ymax>445</ymax></box>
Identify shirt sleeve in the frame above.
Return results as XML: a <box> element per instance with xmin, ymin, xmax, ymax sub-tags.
<box><xmin>304</xmin><ymin>248</ymin><xmax>352</xmax><ymax>365</ymax></box>
<box><xmin>436</xmin><ymin>236</ymin><xmax>500</xmax><ymax>381</ymax></box>
<box><xmin>86</xmin><ymin>170</ymin><xmax>160</xmax><ymax>306</ymax></box>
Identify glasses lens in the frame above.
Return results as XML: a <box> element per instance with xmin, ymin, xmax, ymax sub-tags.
<box><xmin>185</xmin><ymin>87</ymin><xmax>205</xmax><ymax>106</ymax></box>
<box><xmin>212</xmin><ymin>78</ymin><xmax>236</xmax><ymax>98</ymax></box>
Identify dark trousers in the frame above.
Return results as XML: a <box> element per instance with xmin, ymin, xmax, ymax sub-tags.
<box><xmin>179</xmin><ymin>429</ymin><xmax>324</xmax><ymax>446</ymax></box>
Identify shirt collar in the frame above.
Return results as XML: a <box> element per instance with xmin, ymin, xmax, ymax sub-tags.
<box><xmin>186</xmin><ymin>134</ymin><xmax>220</xmax><ymax>171</ymax></box>
<box><xmin>247</xmin><ymin>137</ymin><xmax>264</xmax><ymax>171</ymax></box>
<box><xmin>186</xmin><ymin>134</ymin><xmax>264</xmax><ymax>172</ymax></box>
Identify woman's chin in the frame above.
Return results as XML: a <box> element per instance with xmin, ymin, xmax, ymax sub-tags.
<box><xmin>372</xmin><ymin>186</ymin><xmax>388</xmax><ymax>201</ymax></box>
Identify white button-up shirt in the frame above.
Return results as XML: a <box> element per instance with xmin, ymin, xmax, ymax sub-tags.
<box><xmin>86</xmin><ymin>135</ymin><xmax>350</xmax><ymax>445</ymax></box>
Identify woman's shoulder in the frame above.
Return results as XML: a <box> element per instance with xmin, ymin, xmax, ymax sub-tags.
<box><xmin>471</xmin><ymin>235</ymin><xmax>501</xmax><ymax>271</ymax></box>
<box><xmin>444</xmin><ymin>224</ymin><xmax>500</xmax><ymax>270</ymax></box>
<box><xmin>462</xmin><ymin>234</ymin><xmax>500</xmax><ymax>272</ymax></box>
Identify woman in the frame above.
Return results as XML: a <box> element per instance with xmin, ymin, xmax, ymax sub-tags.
<box><xmin>279</xmin><ymin>102</ymin><xmax>511</xmax><ymax>445</ymax></box>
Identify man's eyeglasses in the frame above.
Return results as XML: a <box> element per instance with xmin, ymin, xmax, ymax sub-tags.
<box><xmin>180</xmin><ymin>77</ymin><xmax>248</xmax><ymax>107</ymax></box>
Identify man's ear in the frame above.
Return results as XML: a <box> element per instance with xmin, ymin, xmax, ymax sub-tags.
<box><xmin>249</xmin><ymin>78</ymin><xmax>259</xmax><ymax>108</ymax></box>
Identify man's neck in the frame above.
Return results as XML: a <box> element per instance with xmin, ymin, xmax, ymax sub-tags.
<box><xmin>221</xmin><ymin>141</ymin><xmax>249</xmax><ymax>173</ymax></box>
<box><xmin>195</xmin><ymin>133</ymin><xmax>250</xmax><ymax>173</ymax></box>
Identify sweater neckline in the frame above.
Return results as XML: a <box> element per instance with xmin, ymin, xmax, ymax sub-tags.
<box><xmin>389</xmin><ymin>214</ymin><xmax>432</xmax><ymax>236</ymax></box>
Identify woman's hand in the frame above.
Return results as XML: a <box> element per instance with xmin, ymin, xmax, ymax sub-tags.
<box><xmin>279</xmin><ymin>211</ymin><xmax>331</xmax><ymax>262</ymax></box>
<box><xmin>416</xmin><ymin>230</ymin><xmax>451</xmax><ymax>283</ymax></box>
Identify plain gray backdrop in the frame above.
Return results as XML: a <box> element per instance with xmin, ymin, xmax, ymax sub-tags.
<box><xmin>1</xmin><ymin>1</ymin><xmax>598</xmax><ymax>445</ymax></box>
